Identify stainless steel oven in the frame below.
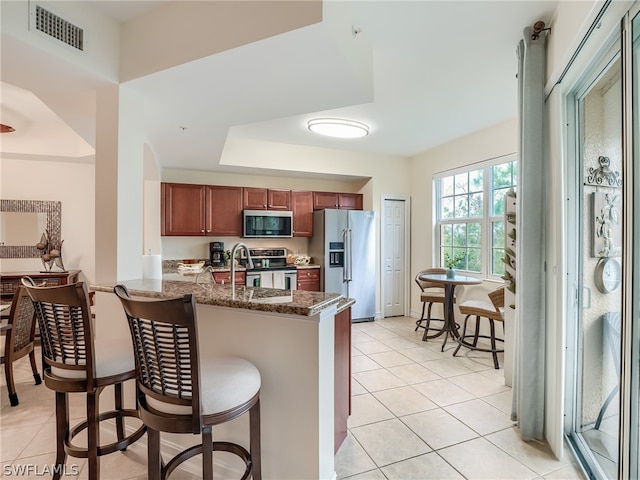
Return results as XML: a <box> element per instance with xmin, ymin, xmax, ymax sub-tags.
<box><xmin>242</xmin><ymin>247</ymin><xmax>297</xmax><ymax>290</ymax></box>
<box><xmin>245</xmin><ymin>269</ymin><xmax>297</xmax><ymax>290</ymax></box>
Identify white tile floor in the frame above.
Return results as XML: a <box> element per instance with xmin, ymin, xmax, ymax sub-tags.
<box><xmin>0</xmin><ymin>315</ymin><xmax>586</xmax><ymax>479</ymax></box>
<box><xmin>335</xmin><ymin>316</ymin><xmax>587</xmax><ymax>480</ymax></box>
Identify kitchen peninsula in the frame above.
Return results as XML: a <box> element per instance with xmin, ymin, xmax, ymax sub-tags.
<box><xmin>91</xmin><ymin>278</ymin><xmax>351</xmax><ymax>480</ymax></box>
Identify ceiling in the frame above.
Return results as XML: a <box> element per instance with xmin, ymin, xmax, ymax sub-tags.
<box><xmin>1</xmin><ymin>1</ymin><xmax>559</xmax><ymax>176</ymax></box>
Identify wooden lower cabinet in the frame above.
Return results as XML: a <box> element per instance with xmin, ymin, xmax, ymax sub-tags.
<box><xmin>296</xmin><ymin>268</ymin><xmax>320</xmax><ymax>291</ymax></box>
<box><xmin>212</xmin><ymin>271</ymin><xmax>245</xmax><ymax>285</ymax></box>
<box><xmin>335</xmin><ymin>306</ymin><xmax>352</xmax><ymax>453</ymax></box>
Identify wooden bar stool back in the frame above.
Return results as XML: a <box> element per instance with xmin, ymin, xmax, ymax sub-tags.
<box><xmin>453</xmin><ymin>286</ymin><xmax>505</xmax><ymax>369</ymax></box>
<box><xmin>114</xmin><ymin>285</ymin><xmax>262</xmax><ymax>480</ymax></box>
<box><xmin>1</xmin><ymin>285</ymin><xmax>42</xmax><ymax>406</ymax></box>
<box><xmin>21</xmin><ymin>277</ymin><xmax>146</xmax><ymax>480</ymax></box>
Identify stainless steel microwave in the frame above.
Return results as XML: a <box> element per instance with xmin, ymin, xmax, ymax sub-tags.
<box><xmin>243</xmin><ymin>210</ymin><xmax>293</xmax><ymax>238</ymax></box>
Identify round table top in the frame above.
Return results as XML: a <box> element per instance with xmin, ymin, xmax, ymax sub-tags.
<box><xmin>418</xmin><ymin>273</ymin><xmax>482</xmax><ymax>286</ymax></box>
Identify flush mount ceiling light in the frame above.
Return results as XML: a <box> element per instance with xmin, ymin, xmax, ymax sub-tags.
<box><xmin>307</xmin><ymin>118</ymin><xmax>369</xmax><ymax>138</ymax></box>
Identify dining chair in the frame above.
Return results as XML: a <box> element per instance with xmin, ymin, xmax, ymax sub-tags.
<box><xmin>1</xmin><ymin>285</ymin><xmax>42</xmax><ymax>406</ymax></box>
<box><xmin>114</xmin><ymin>284</ymin><xmax>262</xmax><ymax>480</ymax></box>
<box><xmin>21</xmin><ymin>277</ymin><xmax>146</xmax><ymax>480</ymax></box>
<box><xmin>453</xmin><ymin>286</ymin><xmax>505</xmax><ymax>369</ymax></box>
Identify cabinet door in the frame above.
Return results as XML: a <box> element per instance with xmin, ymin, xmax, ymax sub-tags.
<box><xmin>297</xmin><ymin>269</ymin><xmax>320</xmax><ymax>291</ymax></box>
<box><xmin>267</xmin><ymin>189</ymin><xmax>292</xmax><ymax>210</ymax></box>
<box><xmin>313</xmin><ymin>192</ymin><xmax>339</xmax><ymax>210</ymax></box>
<box><xmin>208</xmin><ymin>186</ymin><xmax>243</xmax><ymax>236</ymax></box>
<box><xmin>212</xmin><ymin>271</ymin><xmax>245</xmax><ymax>285</ymax></box>
<box><xmin>338</xmin><ymin>193</ymin><xmax>363</xmax><ymax>210</ymax></box>
<box><xmin>162</xmin><ymin>183</ymin><xmax>206</xmax><ymax>236</ymax></box>
<box><xmin>243</xmin><ymin>188</ymin><xmax>268</xmax><ymax>210</ymax></box>
<box><xmin>334</xmin><ymin>306</ymin><xmax>351</xmax><ymax>453</ymax></box>
<box><xmin>291</xmin><ymin>190</ymin><xmax>313</xmax><ymax>237</ymax></box>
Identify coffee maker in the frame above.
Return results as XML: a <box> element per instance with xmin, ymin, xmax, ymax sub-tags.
<box><xmin>209</xmin><ymin>241</ymin><xmax>225</xmax><ymax>267</ymax></box>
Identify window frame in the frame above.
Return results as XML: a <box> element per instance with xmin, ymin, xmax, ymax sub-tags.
<box><xmin>434</xmin><ymin>153</ymin><xmax>517</xmax><ymax>279</ymax></box>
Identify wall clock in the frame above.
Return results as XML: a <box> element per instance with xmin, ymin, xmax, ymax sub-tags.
<box><xmin>594</xmin><ymin>257</ymin><xmax>621</xmax><ymax>294</ymax></box>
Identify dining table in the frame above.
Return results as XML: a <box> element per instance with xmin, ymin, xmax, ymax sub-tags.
<box><xmin>417</xmin><ymin>272</ymin><xmax>482</xmax><ymax>351</ymax></box>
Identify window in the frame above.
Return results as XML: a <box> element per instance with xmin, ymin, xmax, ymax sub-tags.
<box><xmin>436</xmin><ymin>156</ymin><xmax>516</xmax><ymax>278</ymax></box>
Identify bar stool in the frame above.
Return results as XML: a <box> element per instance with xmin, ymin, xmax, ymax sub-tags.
<box><xmin>453</xmin><ymin>286</ymin><xmax>505</xmax><ymax>369</ymax></box>
<box><xmin>415</xmin><ymin>268</ymin><xmax>462</xmax><ymax>339</ymax></box>
<box><xmin>1</xmin><ymin>285</ymin><xmax>42</xmax><ymax>406</ymax></box>
<box><xmin>21</xmin><ymin>278</ymin><xmax>146</xmax><ymax>480</ymax></box>
<box><xmin>114</xmin><ymin>285</ymin><xmax>261</xmax><ymax>480</ymax></box>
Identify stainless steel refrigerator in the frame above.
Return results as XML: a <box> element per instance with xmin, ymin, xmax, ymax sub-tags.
<box><xmin>309</xmin><ymin>209</ymin><xmax>376</xmax><ymax>322</ymax></box>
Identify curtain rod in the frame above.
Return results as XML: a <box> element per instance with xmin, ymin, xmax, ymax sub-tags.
<box><xmin>531</xmin><ymin>21</ymin><xmax>551</xmax><ymax>40</ymax></box>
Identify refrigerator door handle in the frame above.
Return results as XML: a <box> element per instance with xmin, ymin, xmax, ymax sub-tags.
<box><xmin>342</xmin><ymin>228</ymin><xmax>349</xmax><ymax>282</ymax></box>
<box><xmin>346</xmin><ymin>228</ymin><xmax>353</xmax><ymax>282</ymax></box>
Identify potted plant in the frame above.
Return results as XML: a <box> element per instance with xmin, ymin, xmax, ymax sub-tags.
<box><xmin>443</xmin><ymin>251</ymin><xmax>466</xmax><ymax>278</ymax></box>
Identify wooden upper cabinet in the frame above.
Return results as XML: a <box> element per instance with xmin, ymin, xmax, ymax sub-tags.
<box><xmin>291</xmin><ymin>190</ymin><xmax>313</xmax><ymax>237</ymax></box>
<box><xmin>337</xmin><ymin>193</ymin><xmax>363</xmax><ymax>210</ymax></box>
<box><xmin>313</xmin><ymin>191</ymin><xmax>339</xmax><ymax>210</ymax></box>
<box><xmin>243</xmin><ymin>188</ymin><xmax>268</xmax><ymax>210</ymax></box>
<box><xmin>313</xmin><ymin>192</ymin><xmax>363</xmax><ymax>210</ymax></box>
<box><xmin>207</xmin><ymin>185</ymin><xmax>243</xmax><ymax>236</ymax></box>
<box><xmin>161</xmin><ymin>183</ymin><xmax>243</xmax><ymax>236</ymax></box>
<box><xmin>268</xmin><ymin>189</ymin><xmax>292</xmax><ymax>210</ymax></box>
<box><xmin>243</xmin><ymin>188</ymin><xmax>291</xmax><ymax>210</ymax></box>
<box><xmin>161</xmin><ymin>183</ymin><xmax>207</xmax><ymax>236</ymax></box>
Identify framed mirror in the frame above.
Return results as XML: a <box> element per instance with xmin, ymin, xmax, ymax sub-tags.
<box><xmin>0</xmin><ymin>200</ymin><xmax>61</xmax><ymax>258</ymax></box>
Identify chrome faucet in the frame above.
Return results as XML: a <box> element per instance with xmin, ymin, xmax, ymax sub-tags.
<box><xmin>230</xmin><ymin>242</ymin><xmax>254</xmax><ymax>293</ymax></box>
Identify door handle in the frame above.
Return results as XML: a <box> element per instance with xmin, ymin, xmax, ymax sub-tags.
<box><xmin>342</xmin><ymin>228</ymin><xmax>349</xmax><ymax>282</ymax></box>
<box><xmin>346</xmin><ymin>229</ymin><xmax>353</xmax><ymax>282</ymax></box>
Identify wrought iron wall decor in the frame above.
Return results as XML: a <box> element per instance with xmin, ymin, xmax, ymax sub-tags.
<box><xmin>585</xmin><ymin>156</ymin><xmax>622</xmax><ymax>187</ymax></box>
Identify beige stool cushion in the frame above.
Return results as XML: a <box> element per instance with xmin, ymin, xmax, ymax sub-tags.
<box><xmin>458</xmin><ymin>300</ymin><xmax>504</xmax><ymax>321</ymax></box>
<box><xmin>51</xmin><ymin>336</ymin><xmax>134</xmax><ymax>379</ymax></box>
<box><xmin>147</xmin><ymin>356</ymin><xmax>261</xmax><ymax>416</ymax></box>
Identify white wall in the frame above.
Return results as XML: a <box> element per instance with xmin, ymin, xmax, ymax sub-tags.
<box><xmin>0</xmin><ymin>157</ymin><xmax>95</xmax><ymax>283</ymax></box>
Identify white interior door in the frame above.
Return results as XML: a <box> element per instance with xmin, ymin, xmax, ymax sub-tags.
<box><xmin>383</xmin><ymin>198</ymin><xmax>406</xmax><ymax>317</ymax></box>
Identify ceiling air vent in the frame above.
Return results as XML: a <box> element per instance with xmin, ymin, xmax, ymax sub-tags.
<box><xmin>34</xmin><ymin>5</ymin><xmax>84</xmax><ymax>51</ymax></box>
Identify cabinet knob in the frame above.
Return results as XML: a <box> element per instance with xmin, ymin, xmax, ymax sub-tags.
<box><xmin>201</xmin><ymin>230</ymin><xmax>205</xmax><ymax>233</ymax></box>
<box><xmin>264</xmin><ymin>204</ymin><xmax>267</xmax><ymax>208</ymax></box>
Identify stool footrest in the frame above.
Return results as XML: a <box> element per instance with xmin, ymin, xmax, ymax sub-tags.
<box><xmin>455</xmin><ymin>334</ymin><xmax>504</xmax><ymax>354</ymax></box>
<box><xmin>66</xmin><ymin>409</ymin><xmax>146</xmax><ymax>458</ymax></box>
<box><xmin>163</xmin><ymin>440</ymin><xmax>252</xmax><ymax>480</ymax></box>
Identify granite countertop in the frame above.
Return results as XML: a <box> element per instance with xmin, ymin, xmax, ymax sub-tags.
<box><xmin>336</xmin><ymin>297</ymin><xmax>356</xmax><ymax>313</ymax></box>
<box><xmin>91</xmin><ymin>278</ymin><xmax>342</xmax><ymax>317</ymax></box>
